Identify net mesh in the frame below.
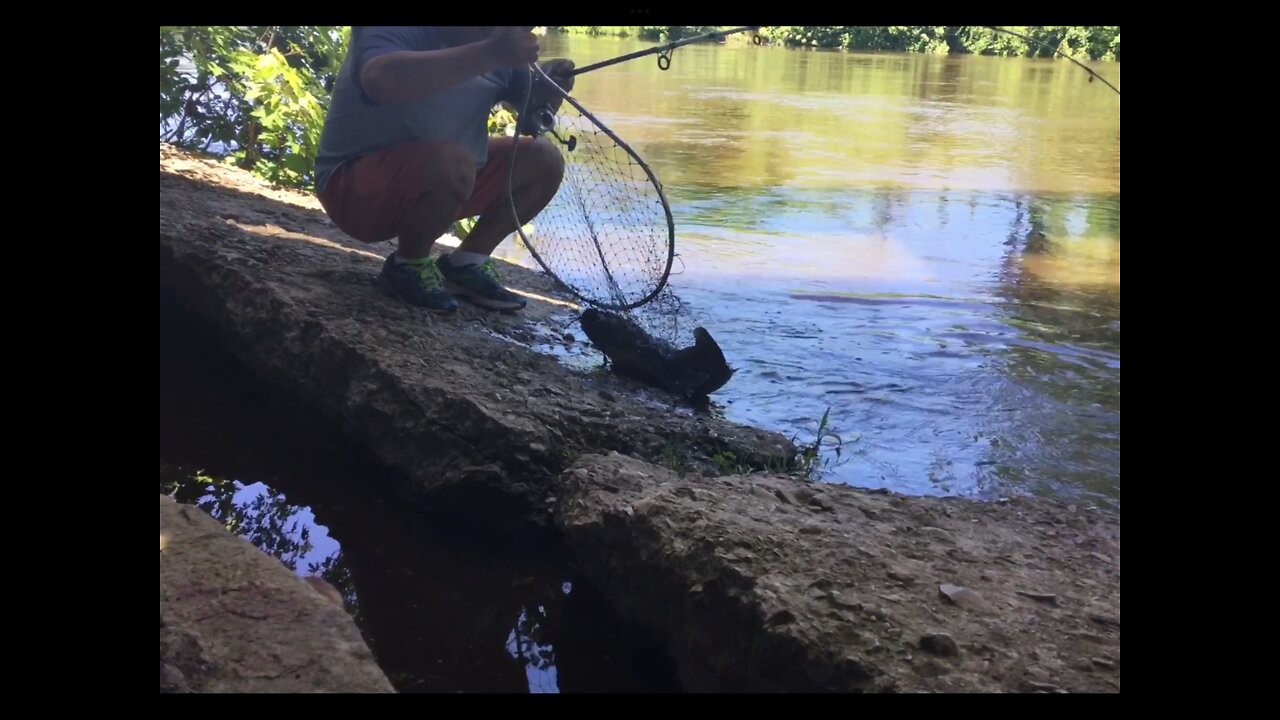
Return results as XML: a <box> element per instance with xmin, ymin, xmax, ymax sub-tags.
<box><xmin>511</xmin><ymin>85</ymin><xmax>697</xmax><ymax>345</ymax></box>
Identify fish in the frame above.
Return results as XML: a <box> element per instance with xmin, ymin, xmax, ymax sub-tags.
<box><xmin>578</xmin><ymin>308</ymin><xmax>735</xmax><ymax>402</ymax></box>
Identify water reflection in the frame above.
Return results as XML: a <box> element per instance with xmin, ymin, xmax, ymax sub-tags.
<box><xmin>505</xmin><ymin>597</ymin><xmax>566</xmax><ymax>694</ymax></box>
<box><xmin>159</xmin><ymin>311</ymin><xmax>681</xmax><ymax>693</ymax></box>
<box><xmin>160</xmin><ymin>469</ymin><xmax>363</xmax><ymax>621</ymax></box>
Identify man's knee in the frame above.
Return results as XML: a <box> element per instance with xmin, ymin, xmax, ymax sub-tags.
<box><xmin>421</xmin><ymin>142</ymin><xmax>477</xmax><ymax>203</ymax></box>
<box><xmin>524</xmin><ymin>138</ymin><xmax>565</xmax><ymax>186</ymax></box>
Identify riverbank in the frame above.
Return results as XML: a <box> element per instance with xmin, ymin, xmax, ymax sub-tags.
<box><xmin>158</xmin><ymin>143</ymin><xmax>1119</xmax><ymax>692</ymax></box>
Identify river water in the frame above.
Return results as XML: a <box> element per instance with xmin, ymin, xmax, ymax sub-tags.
<box><xmin>503</xmin><ymin>35</ymin><xmax>1120</xmax><ymax>507</ymax></box>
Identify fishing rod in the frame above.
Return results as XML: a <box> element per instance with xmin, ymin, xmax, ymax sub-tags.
<box><xmin>518</xmin><ymin>25</ymin><xmax>761</xmax><ymax>137</ymax></box>
<box><xmin>569</xmin><ymin>25</ymin><xmax>762</xmax><ymax>76</ymax></box>
<box><xmin>983</xmin><ymin>26</ymin><xmax>1120</xmax><ymax>96</ymax></box>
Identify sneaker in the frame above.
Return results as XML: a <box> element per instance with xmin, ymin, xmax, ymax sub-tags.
<box><xmin>437</xmin><ymin>254</ymin><xmax>528</xmax><ymax>311</ymax></box>
<box><xmin>377</xmin><ymin>254</ymin><xmax>458</xmax><ymax>314</ymax></box>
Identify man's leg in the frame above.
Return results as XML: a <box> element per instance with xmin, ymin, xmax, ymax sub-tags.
<box><xmin>319</xmin><ymin>140</ymin><xmax>479</xmax><ymax>313</ymax></box>
<box><xmin>438</xmin><ymin>136</ymin><xmax>566</xmax><ymax>311</ymax></box>
<box><xmin>395</xmin><ymin>142</ymin><xmax>477</xmax><ymax>259</ymax></box>
<box><xmin>457</xmin><ymin>136</ymin><xmax>565</xmax><ymax>256</ymax></box>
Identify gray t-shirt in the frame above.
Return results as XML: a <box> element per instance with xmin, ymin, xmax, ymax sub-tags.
<box><xmin>314</xmin><ymin>27</ymin><xmax>530</xmax><ymax>192</ymax></box>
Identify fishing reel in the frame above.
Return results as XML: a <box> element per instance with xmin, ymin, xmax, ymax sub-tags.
<box><xmin>516</xmin><ymin>70</ymin><xmax>578</xmax><ymax>150</ymax></box>
<box><xmin>517</xmin><ymin>103</ymin><xmax>557</xmax><ymax>137</ymax></box>
<box><xmin>516</xmin><ymin>68</ymin><xmax>559</xmax><ymax>138</ymax></box>
<box><xmin>517</xmin><ymin>103</ymin><xmax>577</xmax><ymax>151</ymax></box>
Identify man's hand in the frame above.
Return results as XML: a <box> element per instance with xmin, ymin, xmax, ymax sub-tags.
<box><xmin>531</xmin><ymin>58</ymin><xmax>575</xmax><ymax>113</ymax></box>
<box><xmin>539</xmin><ymin>58</ymin><xmax>575</xmax><ymax>93</ymax></box>
<box><xmin>486</xmin><ymin>27</ymin><xmax>539</xmax><ymax>66</ymax></box>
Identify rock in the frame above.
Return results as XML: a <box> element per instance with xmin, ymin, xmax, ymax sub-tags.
<box><xmin>767</xmin><ymin>609</ymin><xmax>797</xmax><ymax>626</ymax></box>
<box><xmin>830</xmin><ymin>590</ymin><xmax>863</xmax><ymax>609</ymax></box>
<box><xmin>159</xmin><ymin>146</ymin><xmax>1120</xmax><ymax>694</ymax></box>
<box><xmin>1024</xmin><ymin>679</ymin><xmax>1063</xmax><ymax>693</ymax></box>
<box><xmin>1016</xmin><ymin>590</ymin><xmax>1059</xmax><ymax>606</ymax></box>
<box><xmin>303</xmin><ymin>575</ymin><xmax>345</xmax><ymax>607</ymax></box>
<box><xmin>919</xmin><ymin>633</ymin><xmax>959</xmax><ymax>656</ymax></box>
<box><xmin>939</xmin><ymin>584</ymin><xmax>992</xmax><ymax>613</ymax></box>
<box><xmin>159</xmin><ymin>495</ymin><xmax>393</xmax><ymax>693</ymax></box>
<box><xmin>808</xmin><ymin>493</ymin><xmax>834</xmax><ymax>511</ymax></box>
<box><xmin>161</xmin><ymin>149</ymin><xmax>794</xmax><ymax>520</ymax></box>
<box><xmin>555</xmin><ymin>453</ymin><xmax>1119</xmax><ymax>693</ymax></box>
<box><xmin>159</xmin><ymin>662</ymin><xmax>192</xmax><ymax>693</ymax></box>
<box><xmin>1090</xmin><ymin>614</ymin><xmax>1121</xmax><ymax>630</ymax></box>
<box><xmin>887</xmin><ymin>568</ymin><xmax>916</xmax><ymax>585</ymax></box>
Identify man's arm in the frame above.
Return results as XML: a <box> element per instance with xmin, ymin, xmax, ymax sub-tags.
<box><xmin>360</xmin><ymin>27</ymin><xmax>539</xmax><ymax>106</ymax></box>
<box><xmin>500</xmin><ymin>59</ymin><xmax>576</xmax><ymax>112</ymax></box>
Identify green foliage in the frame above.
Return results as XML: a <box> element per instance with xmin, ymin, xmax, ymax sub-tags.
<box><xmin>549</xmin><ymin>26</ymin><xmax>643</xmax><ymax>38</ymax></box>
<box><xmin>794</xmin><ymin>406</ymin><xmax>846</xmax><ymax>478</ymax></box>
<box><xmin>161</xmin><ymin>26</ymin><xmax>529</xmax><ymax>194</ymax></box>
<box><xmin>949</xmin><ymin>26</ymin><xmax>1028</xmax><ymax>56</ymax></box>
<box><xmin>548</xmin><ymin>26</ymin><xmax>732</xmax><ymax>42</ymax></box>
<box><xmin>160</xmin><ymin>25</ymin><xmax>1118</xmax><ymax>191</ymax></box>
<box><xmin>554</xmin><ymin>26</ymin><xmax>1120</xmax><ymax>61</ymax></box>
<box><xmin>488</xmin><ymin>105</ymin><xmax>517</xmax><ymax>136</ymax></box>
<box><xmin>160</xmin><ymin>26</ymin><xmax>349</xmax><ymax>189</ymax></box>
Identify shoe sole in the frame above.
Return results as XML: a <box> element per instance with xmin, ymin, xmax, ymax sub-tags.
<box><xmin>444</xmin><ymin>280</ymin><xmax>527</xmax><ymax>312</ymax></box>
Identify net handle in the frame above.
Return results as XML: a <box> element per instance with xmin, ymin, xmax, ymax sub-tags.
<box><xmin>508</xmin><ymin>64</ymin><xmax>677</xmax><ymax>312</ymax></box>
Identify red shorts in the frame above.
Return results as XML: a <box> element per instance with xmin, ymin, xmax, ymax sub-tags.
<box><xmin>317</xmin><ymin>136</ymin><xmax>533</xmax><ymax>244</ymax></box>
